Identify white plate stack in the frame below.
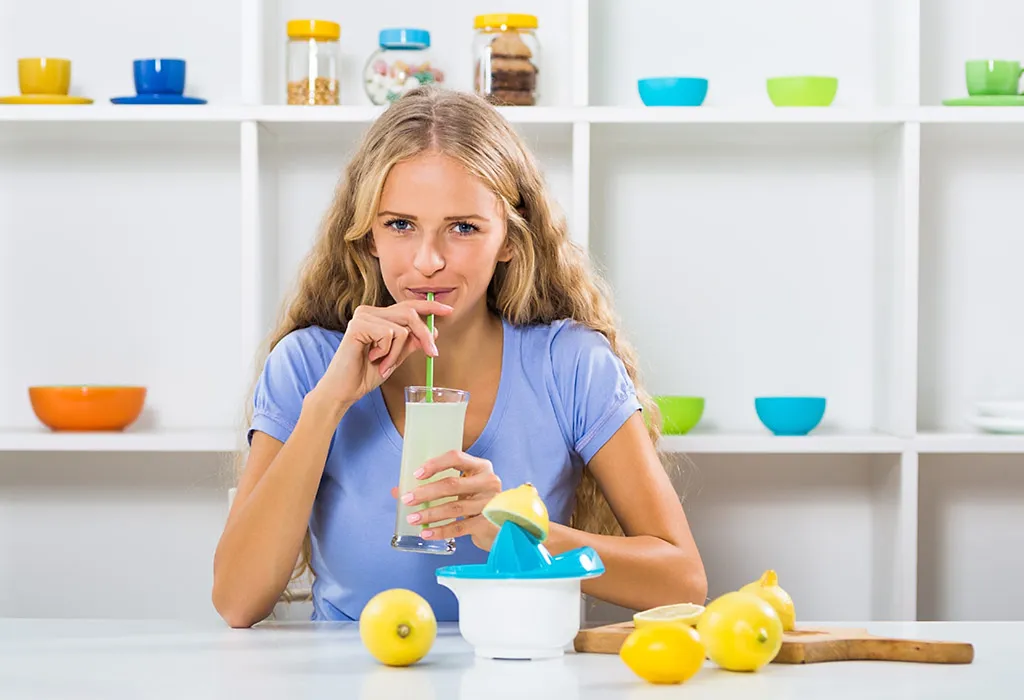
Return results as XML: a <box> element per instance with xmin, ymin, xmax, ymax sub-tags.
<box><xmin>969</xmin><ymin>401</ymin><xmax>1024</xmax><ymax>434</ymax></box>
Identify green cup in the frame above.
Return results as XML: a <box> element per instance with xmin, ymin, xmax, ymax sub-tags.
<box><xmin>966</xmin><ymin>60</ymin><xmax>1024</xmax><ymax>96</ymax></box>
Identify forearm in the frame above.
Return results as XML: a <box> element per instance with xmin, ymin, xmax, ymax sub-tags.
<box><xmin>544</xmin><ymin>523</ymin><xmax>708</xmax><ymax>612</ymax></box>
<box><xmin>212</xmin><ymin>392</ymin><xmax>345</xmax><ymax>627</ymax></box>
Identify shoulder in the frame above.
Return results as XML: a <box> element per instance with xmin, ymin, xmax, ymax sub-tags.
<box><xmin>270</xmin><ymin>326</ymin><xmax>343</xmax><ymax>367</ymax></box>
<box><xmin>516</xmin><ymin>318</ymin><xmax>620</xmax><ymax>379</ymax></box>
<box><xmin>259</xmin><ymin>325</ymin><xmax>343</xmax><ymax>391</ymax></box>
<box><xmin>513</xmin><ymin>318</ymin><xmax>639</xmax><ymax>461</ymax></box>
<box><xmin>250</xmin><ymin>326</ymin><xmax>343</xmax><ymax>444</ymax></box>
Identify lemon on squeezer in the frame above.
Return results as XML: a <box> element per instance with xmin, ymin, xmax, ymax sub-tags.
<box><xmin>740</xmin><ymin>569</ymin><xmax>796</xmax><ymax>631</ymax></box>
<box><xmin>359</xmin><ymin>588</ymin><xmax>437</xmax><ymax>667</ymax></box>
<box><xmin>620</xmin><ymin>623</ymin><xmax>705</xmax><ymax>685</ymax></box>
<box><xmin>633</xmin><ymin>602</ymin><xmax>706</xmax><ymax>630</ymax></box>
<box><xmin>482</xmin><ymin>482</ymin><xmax>550</xmax><ymax>541</ymax></box>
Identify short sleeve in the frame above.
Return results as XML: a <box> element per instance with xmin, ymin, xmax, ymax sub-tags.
<box><xmin>248</xmin><ymin>327</ymin><xmax>333</xmax><ymax>446</ymax></box>
<box><xmin>550</xmin><ymin>321</ymin><xmax>643</xmax><ymax>464</ymax></box>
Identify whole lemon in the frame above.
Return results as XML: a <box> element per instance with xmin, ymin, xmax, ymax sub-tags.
<box><xmin>740</xmin><ymin>569</ymin><xmax>796</xmax><ymax>631</ymax></box>
<box><xmin>359</xmin><ymin>589</ymin><xmax>437</xmax><ymax>667</ymax></box>
<box><xmin>619</xmin><ymin>623</ymin><xmax>705</xmax><ymax>685</ymax></box>
<box><xmin>696</xmin><ymin>591</ymin><xmax>783</xmax><ymax>672</ymax></box>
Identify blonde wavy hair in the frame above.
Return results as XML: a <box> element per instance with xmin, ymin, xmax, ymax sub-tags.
<box><xmin>243</xmin><ymin>86</ymin><xmax>667</xmax><ymax>584</ymax></box>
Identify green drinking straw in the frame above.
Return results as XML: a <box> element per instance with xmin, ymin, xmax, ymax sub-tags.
<box><xmin>425</xmin><ymin>292</ymin><xmax>435</xmax><ymax>402</ymax></box>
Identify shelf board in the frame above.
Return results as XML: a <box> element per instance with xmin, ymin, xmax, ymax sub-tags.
<box><xmin>0</xmin><ymin>429</ymin><xmax>242</xmax><ymax>453</ymax></box>
<box><xmin>0</xmin><ymin>105</ymin><xmax>247</xmax><ymax>122</ymax></box>
<box><xmin>658</xmin><ymin>432</ymin><xmax>904</xmax><ymax>454</ymax></box>
<box><xmin>586</xmin><ymin>107</ymin><xmax>906</xmax><ymax>124</ymax></box>
<box><xmin>915</xmin><ymin>432</ymin><xmax>1024</xmax><ymax>454</ymax></box>
<box><xmin>1</xmin><ymin>105</ymin><xmax>1022</xmax><ymax>129</ymax></box>
<box><xmin>917</xmin><ymin>107</ymin><xmax>1024</xmax><ymax>124</ymax></box>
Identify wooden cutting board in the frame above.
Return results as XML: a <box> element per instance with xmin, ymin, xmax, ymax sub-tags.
<box><xmin>573</xmin><ymin>622</ymin><xmax>974</xmax><ymax>664</ymax></box>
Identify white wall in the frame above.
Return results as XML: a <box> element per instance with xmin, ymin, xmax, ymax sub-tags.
<box><xmin>1</xmin><ymin>0</ymin><xmax>1023</xmax><ymax>624</ymax></box>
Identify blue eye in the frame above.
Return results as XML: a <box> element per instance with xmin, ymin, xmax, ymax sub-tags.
<box><xmin>453</xmin><ymin>221</ymin><xmax>480</xmax><ymax>236</ymax></box>
<box><xmin>385</xmin><ymin>218</ymin><xmax>412</xmax><ymax>232</ymax></box>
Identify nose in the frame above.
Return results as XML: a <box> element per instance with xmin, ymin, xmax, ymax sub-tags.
<box><xmin>413</xmin><ymin>232</ymin><xmax>445</xmax><ymax>276</ymax></box>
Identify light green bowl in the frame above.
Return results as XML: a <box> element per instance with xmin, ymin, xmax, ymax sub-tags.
<box><xmin>767</xmin><ymin>76</ymin><xmax>838</xmax><ymax>106</ymax></box>
<box><xmin>653</xmin><ymin>396</ymin><xmax>705</xmax><ymax>435</ymax></box>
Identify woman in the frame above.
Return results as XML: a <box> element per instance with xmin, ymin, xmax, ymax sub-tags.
<box><xmin>212</xmin><ymin>86</ymin><xmax>706</xmax><ymax>628</ymax></box>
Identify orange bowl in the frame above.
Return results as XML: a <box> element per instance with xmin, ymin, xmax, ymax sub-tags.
<box><xmin>28</xmin><ymin>386</ymin><xmax>147</xmax><ymax>431</ymax></box>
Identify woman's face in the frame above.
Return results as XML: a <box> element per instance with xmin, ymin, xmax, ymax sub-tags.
<box><xmin>371</xmin><ymin>151</ymin><xmax>511</xmax><ymax>325</ymax></box>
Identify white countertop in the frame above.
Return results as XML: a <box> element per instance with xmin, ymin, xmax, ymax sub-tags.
<box><xmin>0</xmin><ymin>619</ymin><xmax>1019</xmax><ymax>699</ymax></box>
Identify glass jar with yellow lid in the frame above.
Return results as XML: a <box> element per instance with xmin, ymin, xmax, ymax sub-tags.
<box><xmin>472</xmin><ymin>13</ymin><xmax>540</xmax><ymax>106</ymax></box>
<box><xmin>286</xmin><ymin>18</ymin><xmax>341</xmax><ymax>105</ymax></box>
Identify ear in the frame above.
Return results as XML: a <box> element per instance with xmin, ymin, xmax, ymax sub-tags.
<box><xmin>497</xmin><ymin>238</ymin><xmax>514</xmax><ymax>263</ymax></box>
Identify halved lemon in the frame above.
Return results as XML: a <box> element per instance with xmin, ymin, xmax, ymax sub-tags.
<box><xmin>482</xmin><ymin>483</ymin><xmax>550</xmax><ymax>541</ymax></box>
<box><xmin>634</xmin><ymin>603</ymin><xmax>706</xmax><ymax>630</ymax></box>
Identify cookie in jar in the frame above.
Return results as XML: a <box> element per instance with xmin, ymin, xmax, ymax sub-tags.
<box><xmin>472</xmin><ymin>13</ymin><xmax>540</xmax><ymax>106</ymax></box>
<box><xmin>364</xmin><ymin>28</ymin><xmax>445</xmax><ymax>105</ymax></box>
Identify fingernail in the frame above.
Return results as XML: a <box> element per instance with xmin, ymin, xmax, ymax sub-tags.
<box><xmin>413</xmin><ymin>468</ymin><xmax>425</xmax><ymax>478</ymax></box>
<box><xmin>406</xmin><ymin>513</ymin><xmax>421</xmax><ymax>524</ymax></box>
<box><xmin>401</xmin><ymin>493</ymin><xmax>414</xmax><ymax>504</ymax></box>
<box><xmin>430</xmin><ymin>342</ymin><xmax>439</xmax><ymax>357</ymax></box>
<box><xmin>421</xmin><ymin>530</ymin><xmax>434</xmax><ymax>539</ymax></box>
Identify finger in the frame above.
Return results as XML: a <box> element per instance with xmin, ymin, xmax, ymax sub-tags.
<box><xmin>415</xmin><ymin>450</ymin><xmax>492</xmax><ymax>480</ymax></box>
<box><xmin>377</xmin><ymin>321</ymin><xmax>410</xmax><ymax>373</ymax></box>
<box><xmin>376</xmin><ymin>305</ymin><xmax>438</xmax><ymax>357</ymax></box>
<box><xmin>394</xmin><ymin>299</ymin><xmax>455</xmax><ymax>317</ymax></box>
<box><xmin>391</xmin><ymin>486</ymin><xmax>399</xmax><ymax>499</ymax></box>
<box><xmin>404</xmin><ymin>472</ymin><xmax>500</xmax><ymax>507</ymax></box>
<box><xmin>409</xmin><ymin>495</ymin><xmax>489</xmax><ymax>529</ymax></box>
<box><xmin>353</xmin><ymin>318</ymin><xmax>395</xmax><ymax>364</ymax></box>
<box><xmin>422</xmin><ymin>515</ymin><xmax>485</xmax><ymax>542</ymax></box>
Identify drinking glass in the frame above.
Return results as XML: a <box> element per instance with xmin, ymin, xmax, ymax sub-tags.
<box><xmin>391</xmin><ymin>386</ymin><xmax>469</xmax><ymax>554</ymax></box>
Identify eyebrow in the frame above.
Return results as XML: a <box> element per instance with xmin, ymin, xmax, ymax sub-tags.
<box><xmin>377</xmin><ymin>211</ymin><xmax>488</xmax><ymax>221</ymax></box>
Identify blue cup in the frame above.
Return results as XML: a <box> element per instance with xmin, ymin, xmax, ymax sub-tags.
<box><xmin>134</xmin><ymin>58</ymin><xmax>186</xmax><ymax>96</ymax></box>
<box><xmin>638</xmin><ymin>77</ymin><xmax>709</xmax><ymax>106</ymax></box>
<box><xmin>755</xmin><ymin>397</ymin><xmax>827</xmax><ymax>436</ymax></box>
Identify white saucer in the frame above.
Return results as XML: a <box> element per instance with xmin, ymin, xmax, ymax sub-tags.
<box><xmin>969</xmin><ymin>414</ymin><xmax>1024</xmax><ymax>434</ymax></box>
<box><xmin>974</xmin><ymin>400</ymin><xmax>1024</xmax><ymax>420</ymax></box>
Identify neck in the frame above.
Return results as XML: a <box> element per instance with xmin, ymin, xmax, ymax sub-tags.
<box><xmin>391</xmin><ymin>301</ymin><xmax>503</xmax><ymax>391</ymax></box>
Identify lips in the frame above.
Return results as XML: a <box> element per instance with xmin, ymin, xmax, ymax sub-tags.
<box><xmin>408</xmin><ymin>287</ymin><xmax>455</xmax><ymax>301</ymax></box>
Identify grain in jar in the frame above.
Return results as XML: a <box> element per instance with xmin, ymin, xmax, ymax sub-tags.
<box><xmin>286</xmin><ymin>19</ymin><xmax>340</xmax><ymax>105</ymax></box>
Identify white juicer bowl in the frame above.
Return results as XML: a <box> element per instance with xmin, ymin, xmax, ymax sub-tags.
<box><xmin>437</xmin><ymin>576</ymin><xmax>584</xmax><ymax>660</ymax></box>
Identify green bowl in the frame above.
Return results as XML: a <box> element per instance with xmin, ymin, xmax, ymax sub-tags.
<box><xmin>767</xmin><ymin>76</ymin><xmax>838</xmax><ymax>106</ymax></box>
<box><xmin>653</xmin><ymin>396</ymin><xmax>705</xmax><ymax>435</ymax></box>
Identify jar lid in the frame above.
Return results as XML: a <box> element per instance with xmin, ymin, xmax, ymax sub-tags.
<box><xmin>379</xmin><ymin>28</ymin><xmax>430</xmax><ymax>49</ymax></box>
<box><xmin>287</xmin><ymin>19</ymin><xmax>341</xmax><ymax>41</ymax></box>
<box><xmin>473</xmin><ymin>13</ymin><xmax>539</xmax><ymax>30</ymax></box>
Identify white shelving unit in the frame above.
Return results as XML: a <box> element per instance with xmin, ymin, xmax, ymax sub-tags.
<box><xmin>1</xmin><ymin>0</ymin><xmax>1022</xmax><ymax>624</ymax></box>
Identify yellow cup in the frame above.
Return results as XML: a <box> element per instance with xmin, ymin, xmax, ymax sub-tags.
<box><xmin>18</xmin><ymin>58</ymin><xmax>71</xmax><ymax>95</ymax></box>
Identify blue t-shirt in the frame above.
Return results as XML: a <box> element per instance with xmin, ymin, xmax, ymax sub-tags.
<box><xmin>248</xmin><ymin>316</ymin><xmax>642</xmax><ymax>622</ymax></box>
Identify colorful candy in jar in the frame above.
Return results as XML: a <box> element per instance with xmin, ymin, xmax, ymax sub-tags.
<box><xmin>364</xmin><ymin>28</ymin><xmax>445</xmax><ymax>105</ymax></box>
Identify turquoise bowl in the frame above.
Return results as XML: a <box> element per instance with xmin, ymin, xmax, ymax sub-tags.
<box><xmin>638</xmin><ymin>77</ymin><xmax>709</xmax><ymax>106</ymax></box>
<box><xmin>755</xmin><ymin>397</ymin><xmax>826</xmax><ymax>436</ymax></box>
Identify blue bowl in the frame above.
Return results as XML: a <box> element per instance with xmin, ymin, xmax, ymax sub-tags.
<box><xmin>134</xmin><ymin>58</ymin><xmax>186</xmax><ymax>96</ymax></box>
<box><xmin>755</xmin><ymin>397</ymin><xmax>826</xmax><ymax>436</ymax></box>
<box><xmin>638</xmin><ymin>77</ymin><xmax>708</xmax><ymax>106</ymax></box>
